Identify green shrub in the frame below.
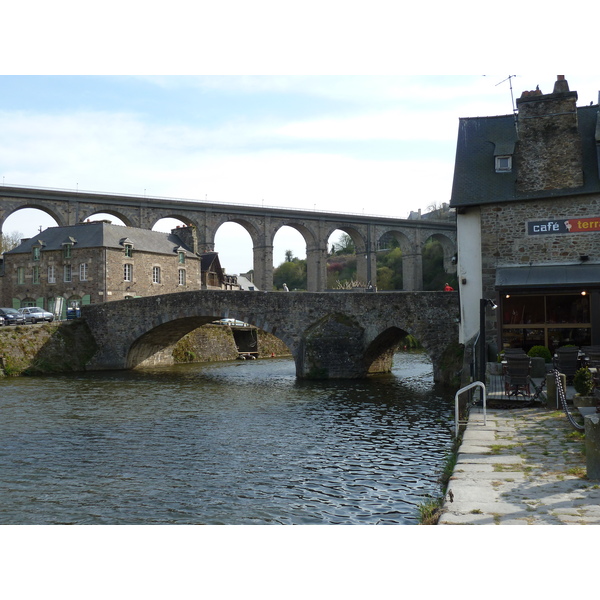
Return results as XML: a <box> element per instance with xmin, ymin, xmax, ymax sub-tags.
<box><xmin>574</xmin><ymin>367</ymin><xmax>594</xmax><ymax>396</ymax></box>
<box><xmin>527</xmin><ymin>345</ymin><xmax>552</xmax><ymax>362</ymax></box>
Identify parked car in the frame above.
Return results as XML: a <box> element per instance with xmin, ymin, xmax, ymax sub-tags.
<box><xmin>0</xmin><ymin>307</ymin><xmax>26</xmax><ymax>325</ymax></box>
<box><xmin>0</xmin><ymin>314</ymin><xmax>4</xmax><ymax>326</ymax></box>
<box><xmin>18</xmin><ymin>307</ymin><xmax>55</xmax><ymax>324</ymax></box>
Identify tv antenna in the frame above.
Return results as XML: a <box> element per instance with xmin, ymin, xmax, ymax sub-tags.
<box><xmin>496</xmin><ymin>75</ymin><xmax>517</xmax><ymax>114</ymax></box>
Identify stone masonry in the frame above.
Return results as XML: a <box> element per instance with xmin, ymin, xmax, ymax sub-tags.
<box><xmin>81</xmin><ymin>289</ymin><xmax>461</xmax><ymax>381</ymax></box>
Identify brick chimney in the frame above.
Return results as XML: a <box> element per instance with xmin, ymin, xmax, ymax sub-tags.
<box><xmin>514</xmin><ymin>75</ymin><xmax>583</xmax><ymax>192</ymax></box>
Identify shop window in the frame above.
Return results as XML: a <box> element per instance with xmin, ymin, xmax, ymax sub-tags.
<box><xmin>501</xmin><ymin>293</ymin><xmax>591</xmax><ymax>351</ymax></box>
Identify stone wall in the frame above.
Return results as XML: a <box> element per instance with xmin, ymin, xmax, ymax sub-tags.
<box><xmin>0</xmin><ymin>321</ymin><xmax>98</xmax><ymax>375</ymax></box>
<box><xmin>480</xmin><ymin>193</ymin><xmax>600</xmax><ymax>296</ymax></box>
<box><xmin>0</xmin><ymin>321</ymin><xmax>290</xmax><ymax>376</ymax></box>
<box><xmin>515</xmin><ymin>78</ymin><xmax>583</xmax><ymax>192</ymax></box>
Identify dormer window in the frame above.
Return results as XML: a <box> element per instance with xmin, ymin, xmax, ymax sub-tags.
<box><xmin>120</xmin><ymin>238</ymin><xmax>134</xmax><ymax>257</ymax></box>
<box><xmin>178</xmin><ymin>251</ymin><xmax>186</xmax><ymax>264</ymax></box>
<box><xmin>495</xmin><ymin>155</ymin><xmax>512</xmax><ymax>173</ymax></box>
<box><xmin>62</xmin><ymin>237</ymin><xmax>76</xmax><ymax>259</ymax></box>
<box><xmin>32</xmin><ymin>246</ymin><xmax>41</xmax><ymax>261</ymax></box>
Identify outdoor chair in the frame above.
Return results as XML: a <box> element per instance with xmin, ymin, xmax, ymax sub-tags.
<box><xmin>504</xmin><ymin>354</ymin><xmax>532</xmax><ymax>397</ymax></box>
<box><xmin>553</xmin><ymin>347</ymin><xmax>580</xmax><ymax>385</ymax></box>
<box><xmin>502</xmin><ymin>348</ymin><xmax>526</xmax><ymax>357</ymax></box>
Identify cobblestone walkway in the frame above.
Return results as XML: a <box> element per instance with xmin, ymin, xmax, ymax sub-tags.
<box><xmin>439</xmin><ymin>407</ymin><xmax>600</xmax><ymax>524</ymax></box>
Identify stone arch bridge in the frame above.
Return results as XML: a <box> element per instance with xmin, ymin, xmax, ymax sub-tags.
<box><xmin>81</xmin><ymin>290</ymin><xmax>460</xmax><ymax>382</ymax></box>
<box><xmin>0</xmin><ymin>185</ymin><xmax>456</xmax><ymax>292</ymax></box>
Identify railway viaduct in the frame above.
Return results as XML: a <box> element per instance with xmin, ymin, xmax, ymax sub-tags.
<box><xmin>81</xmin><ymin>289</ymin><xmax>460</xmax><ymax>382</ymax></box>
<box><xmin>0</xmin><ymin>185</ymin><xmax>456</xmax><ymax>292</ymax></box>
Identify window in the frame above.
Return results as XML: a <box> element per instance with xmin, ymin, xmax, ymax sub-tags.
<box><xmin>64</xmin><ymin>264</ymin><xmax>72</xmax><ymax>282</ymax></box>
<box><xmin>32</xmin><ymin>246</ymin><xmax>41</xmax><ymax>261</ymax></box>
<box><xmin>124</xmin><ymin>263</ymin><xmax>133</xmax><ymax>282</ymax></box>
<box><xmin>63</xmin><ymin>243</ymin><xmax>72</xmax><ymax>259</ymax></box>
<box><xmin>32</xmin><ymin>266</ymin><xmax>40</xmax><ymax>284</ymax></box>
<box><xmin>178</xmin><ymin>268</ymin><xmax>186</xmax><ymax>286</ymax></box>
<box><xmin>152</xmin><ymin>266</ymin><xmax>161</xmax><ymax>284</ymax></box>
<box><xmin>124</xmin><ymin>244</ymin><xmax>133</xmax><ymax>258</ymax></box>
<box><xmin>80</xmin><ymin>263</ymin><xmax>88</xmax><ymax>281</ymax></box>
<box><xmin>48</xmin><ymin>265</ymin><xmax>56</xmax><ymax>284</ymax></box>
<box><xmin>495</xmin><ymin>155</ymin><xmax>512</xmax><ymax>172</ymax></box>
<box><xmin>501</xmin><ymin>293</ymin><xmax>591</xmax><ymax>351</ymax></box>
<box><xmin>178</xmin><ymin>251</ymin><xmax>186</xmax><ymax>264</ymax></box>
<box><xmin>17</xmin><ymin>267</ymin><xmax>25</xmax><ymax>284</ymax></box>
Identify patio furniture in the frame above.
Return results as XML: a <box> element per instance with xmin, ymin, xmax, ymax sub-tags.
<box><xmin>553</xmin><ymin>346</ymin><xmax>580</xmax><ymax>385</ymax></box>
<box><xmin>503</xmin><ymin>348</ymin><xmax>526</xmax><ymax>354</ymax></box>
<box><xmin>504</xmin><ymin>354</ymin><xmax>532</xmax><ymax>397</ymax></box>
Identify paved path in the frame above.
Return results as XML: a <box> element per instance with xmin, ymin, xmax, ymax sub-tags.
<box><xmin>439</xmin><ymin>406</ymin><xmax>600</xmax><ymax>524</ymax></box>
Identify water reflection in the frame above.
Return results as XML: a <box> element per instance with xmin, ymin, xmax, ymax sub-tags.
<box><xmin>0</xmin><ymin>353</ymin><xmax>454</xmax><ymax>524</ymax></box>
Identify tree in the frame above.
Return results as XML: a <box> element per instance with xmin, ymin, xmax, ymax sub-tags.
<box><xmin>1</xmin><ymin>230</ymin><xmax>24</xmax><ymax>254</ymax></box>
<box><xmin>331</xmin><ymin>233</ymin><xmax>355</xmax><ymax>255</ymax></box>
<box><xmin>273</xmin><ymin>259</ymin><xmax>306</xmax><ymax>290</ymax></box>
<box><xmin>285</xmin><ymin>249</ymin><xmax>294</xmax><ymax>262</ymax></box>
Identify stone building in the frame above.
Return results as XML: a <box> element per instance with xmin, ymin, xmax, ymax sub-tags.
<box><xmin>451</xmin><ymin>75</ymin><xmax>600</xmax><ymax>358</ymax></box>
<box><xmin>0</xmin><ymin>221</ymin><xmax>228</xmax><ymax>317</ymax></box>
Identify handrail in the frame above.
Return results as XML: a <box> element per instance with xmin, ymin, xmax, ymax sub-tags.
<box><xmin>454</xmin><ymin>381</ymin><xmax>487</xmax><ymax>440</ymax></box>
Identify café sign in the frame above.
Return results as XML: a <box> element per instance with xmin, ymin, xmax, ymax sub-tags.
<box><xmin>528</xmin><ymin>217</ymin><xmax>600</xmax><ymax>235</ymax></box>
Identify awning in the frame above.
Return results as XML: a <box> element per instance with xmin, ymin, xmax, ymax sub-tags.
<box><xmin>496</xmin><ymin>264</ymin><xmax>600</xmax><ymax>289</ymax></box>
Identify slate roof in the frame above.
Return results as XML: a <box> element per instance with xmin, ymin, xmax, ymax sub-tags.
<box><xmin>450</xmin><ymin>104</ymin><xmax>600</xmax><ymax>208</ymax></box>
<box><xmin>6</xmin><ymin>222</ymin><xmax>196</xmax><ymax>256</ymax></box>
<box><xmin>199</xmin><ymin>252</ymin><xmax>221</xmax><ymax>272</ymax></box>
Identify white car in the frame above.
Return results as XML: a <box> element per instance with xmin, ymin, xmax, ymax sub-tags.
<box><xmin>18</xmin><ymin>307</ymin><xmax>55</xmax><ymax>324</ymax></box>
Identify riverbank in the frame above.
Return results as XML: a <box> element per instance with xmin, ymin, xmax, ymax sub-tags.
<box><xmin>439</xmin><ymin>404</ymin><xmax>600</xmax><ymax>524</ymax></box>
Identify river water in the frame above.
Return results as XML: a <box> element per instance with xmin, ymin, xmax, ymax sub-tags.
<box><xmin>0</xmin><ymin>352</ymin><xmax>455</xmax><ymax>525</ymax></box>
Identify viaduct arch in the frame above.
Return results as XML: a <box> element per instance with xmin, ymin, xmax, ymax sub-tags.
<box><xmin>81</xmin><ymin>289</ymin><xmax>460</xmax><ymax>383</ymax></box>
<box><xmin>0</xmin><ymin>185</ymin><xmax>456</xmax><ymax>292</ymax></box>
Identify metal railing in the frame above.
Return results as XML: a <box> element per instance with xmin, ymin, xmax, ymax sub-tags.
<box><xmin>454</xmin><ymin>381</ymin><xmax>487</xmax><ymax>440</ymax></box>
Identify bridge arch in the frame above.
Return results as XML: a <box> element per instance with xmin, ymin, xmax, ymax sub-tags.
<box><xmin>148</xmin><ymin>213</ymin><xmax>199</xmax><ymax>231</ymax></box>
<box><xmin>81</xmin><ymin>290</ymin><xmax>460</xmax><ymax>385</ymax></box>
<box><xmin>0</xmin><ymin>203</ymin><xmax>65</xmax><ymax>231</ymax></box>
<box><xmin>81</xmin><ymin>209</ymin><xmax>132</xmax><ymax>226</ymax></box>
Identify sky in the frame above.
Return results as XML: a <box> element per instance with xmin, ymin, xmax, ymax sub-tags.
<box><xmin>1</xmin><ymin>4</ymin><xmax>598</xmax><ymax>276</ymax></box>
<box><xmin>3</xmin><ymin>73</ymin><xmax>599</xmax><ymax>274</ymax></box>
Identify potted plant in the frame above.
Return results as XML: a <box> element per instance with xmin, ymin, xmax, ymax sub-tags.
<box><xmin>527</xmin><ymin>345</ymin><xmax>552</xmax><ymax>378</ymax></box>
<box><xmin>573</xmin><ymin>367</ymin><xmax>596</xmax><ymax>408</ymax></box>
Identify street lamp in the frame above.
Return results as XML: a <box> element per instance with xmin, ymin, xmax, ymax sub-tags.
<box><xmin>479</xmin><ymin>298</ymin><xmax>497</xmax><ymax>383</ymax></box>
